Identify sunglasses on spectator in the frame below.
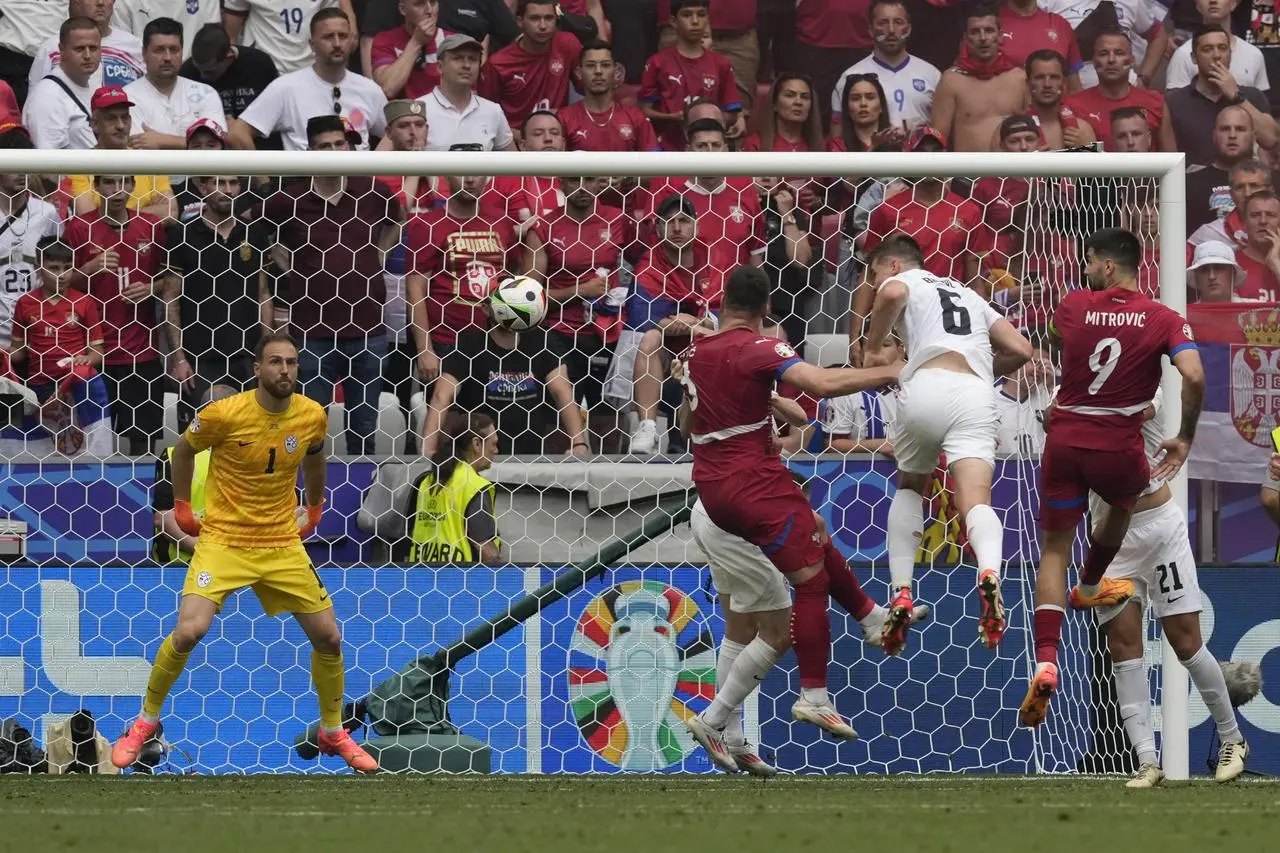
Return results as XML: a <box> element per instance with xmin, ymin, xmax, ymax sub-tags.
<box><xmin>332</xmin><ymin>86</ymin><xmax>342</xmax><ymax>116</ymax></box>
<box><xmin>449</xmin><ymin>143</ymin><xmax>484</xmax><ymax>152</ymax></box>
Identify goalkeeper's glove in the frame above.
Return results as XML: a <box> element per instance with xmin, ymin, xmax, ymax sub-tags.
<box><xmin>174</xmin><ymin>499</ymin><xmax>202</xmax><ymax>537</ymax></box>
<box><xmin>297</xmin><ymin>502</ymin><xmax>324</xmax><ymax>539</ymax></box>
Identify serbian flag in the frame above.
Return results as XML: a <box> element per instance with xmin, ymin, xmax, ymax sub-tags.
<box><xmin>1188</xmin><ymin>303</ymin><xmax>1280</xmax><ymax>483</ymax></box>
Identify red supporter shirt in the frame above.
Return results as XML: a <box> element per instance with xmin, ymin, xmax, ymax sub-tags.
<box><xmin>656</xmin><ymin>0</ymin><xmax>759</xmax><ymax>31</ymax></box>
<box><xmin>864</xmin><ymin>190</ymin><xmax>984</xmax><ymax>281</ymax></box>
<box><xmin>644</xmin><ymin>176</ymin><xmax>764</xmax><ymax>309</ymax></box>
<box><xmin>62</xmin><ymin>209</ymin><xmax>163</xmax><ymax>366</ymax></box>
<box><xmin>409</xmin><ymin>210</ymin><xmax>523</xmax><ymax>346</ymax></box>
<box><xmin>1063</xmin><ymin>85</ymin><xmax>1166</xmax><ymax>151</ymax></box>
<box><xmin>682</xmin><ymin>327</ymin><xmax>803</xmax><ymax>483</ymax></box>
<box><xmin>999</xmin><ymin>6</ymin><xmax>1083</xmax><ymax>74</ymax></box>
<box><xmin>639</xmin><ymin>47</ymin><xmax>741</xmax><ymax>151</ymax></box>
<box><xmin>1049</xmin><ymin>286</ymin><xmax>1195</xmax><ymax>450</ymax></box>
<box><xmin>369</xmin><ymin>27</ymin><xmax>452</xmax><ymax>99</ymax></box>
<box><xmin>478</xmin><ymin>32</ymin><xmax>582</xmax><ymax>128</ymax></box>
<box><xmin>1234</xmin><ymin>250</ymin><xmax>1280</xmax><ymax>302</ymax></box>
<box><xmin>538</xmin><ymin>205</ymin><xmax>633</xmax><ymax>335</ymax></box>
<box><xmin>500</xmin><ymin>175</ymin><xmax>563</xmax><ymax>223</ymax></box>
<box><xmin>558</xmin><ymin>101</ymin><xmax>660</xmax><ymax>151</ymax></box>
<box><xmin>739</xmin><ymin>133</ymin><xmax>813</xmax><ymax>153</ymax></box>
<box><xmin>794</xmin><ymin>0</ymin><xmax>872</xmax><ymax>49</ymax></box>
<box><xmin>11</xmin><ymin>288</ymin><xmax>101</xmax><ymax>385</ymax></box>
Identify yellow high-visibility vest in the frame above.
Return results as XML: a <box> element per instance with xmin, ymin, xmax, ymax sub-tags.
<box><xmin>409</xmin><ymin>463</ymin><xmax>497</xmax><ymax>565</ymax></box>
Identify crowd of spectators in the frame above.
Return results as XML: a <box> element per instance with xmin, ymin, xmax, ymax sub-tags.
<box><xmin>0</xmin><ymin>0</ymin><xmax>1277</xmax><ymax>461</ymax></box>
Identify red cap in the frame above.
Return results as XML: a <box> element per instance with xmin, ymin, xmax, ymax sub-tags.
<box><xmin>906</xmin><ymin>125</ymin><xmax>949</xmax><ymax>152</ymax></box>
<box><xmin>91</xmin><ymin>85</ymin><xmax>133</xmax><ymax>111</ymax></box>
<box><xmin>0</xmin><ymin>118</ymin><xmax>28</xmax><ymax>137</ymax></box>
<box><xmin>186</xmin><ymin>117</ymin><xmax>228</xmax><ymax>144</ymax></box>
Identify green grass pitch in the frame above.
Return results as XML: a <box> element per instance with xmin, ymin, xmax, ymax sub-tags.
<box><xmin>6</xmin><ymin>775</ymin><xmax>1280</xmax><ymax>852</ymax></box>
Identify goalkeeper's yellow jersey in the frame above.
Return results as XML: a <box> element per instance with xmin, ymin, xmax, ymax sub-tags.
<box><xmin>183</xmin><ymin>390</ymin><xmax>328</xmax><ymax>547</ymax></box>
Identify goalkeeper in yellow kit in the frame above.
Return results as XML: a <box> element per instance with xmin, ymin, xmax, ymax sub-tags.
<box><xmin>111</xmin><ymin>333</ymin><xmax>377</xmax><ymax>772</ymax></box>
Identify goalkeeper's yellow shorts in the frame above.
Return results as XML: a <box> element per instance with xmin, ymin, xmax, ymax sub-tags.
<box><xmin>183</xmin><ymin>540</ymin><xmax>331</xmax><ymax>616</ymax></box>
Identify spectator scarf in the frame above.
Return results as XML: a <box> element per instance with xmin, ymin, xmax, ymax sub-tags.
<box><xmin>951</xmin><ymin>50</ymin><xmax>1021</xmax><ymax>80</ymax></box>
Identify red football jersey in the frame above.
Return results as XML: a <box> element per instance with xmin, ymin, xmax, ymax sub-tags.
<box><xmin>1234</xmin><ymin>250</ymin><xmax>1279</xmax><ymax>302</ymax></box>
<box><xmin>999</xmin><ymin>6</ymin><xmax>1082</xmax><ymax>73</ymax></box>
<box><xmin>739</xmin><ymin>133</ymin><xmax>813</xmax><ymax>153</ymax></box>
<box><xmin>1050</xmin><ymin>286</ymin><xmax>1195</xmax><ymax>450</ymax></box>
<box><xmin>408</xmin><ymin>210</ymin><xmax>524</xmax><ymax>346</ymax></box>
<box><xmin>1063</xmin><ymin>85</ymin><xmax>1166</xmax><ymax>151</ymax></box>
<box><xmin>558</xmin><ymin>101</ymin><xmax>660</xmax><ymax>152</ymax></box>
<box><xmin>369</xmin><ymin>27</ymin><xmax>453</xmax><ymax>99</ymax></box>
<box><xmin>538</xmin><ymin>205</ymin><xmax>633</xmax><ymax>335</ymax></box>
<box><xmin>794</xmin><ymin>0</ymin><xmax>872</xmax><ymax>49</ymax></box>
<box><xmin>478</xmin><ymin>32</ymin><xmax>582</xmax><ymax>127</ymax></box>
<box><xmin>638</xmin><ymin>47</ymin><xmax>741</xmax><ymax>151</ymax></box>
<box><xmin>864</xmin><ymin>190</ymin><xmax>984</xmax><ymax>281</ymax></box>
<box><xmin>643</xmin><ymin>176</ymin><xmax>764</xmax><ymax>309</ymax></box>
<box><xmin>682</xmin><ymin>327</ymin><xmax>803</xmax><ymax>483</ymax></box>
<box><xmin>11</xmin><ymin>288</ymin><xmax>101</xmax><ymax>385</ymax></box>
<box><xmin>62</xmin><ymin>209</ymin><xmax>164</xmax><ymax>366</ymax></box>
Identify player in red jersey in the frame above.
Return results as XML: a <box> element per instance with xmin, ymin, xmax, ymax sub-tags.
<box><xmin>678</xmin><ymin>265</ymin><xmax>904</xmax><ymax>767</ymax></box>
<box><xmin>478</xmin><ymin>0</ymin><xmax>583</xmax><ymax>131</ymax></box>
<box><xmin>638</xmin><ymin>0</ymin><xmax>744</xmax><ymax>151</ymax></box>
<box><xmin>1020</xmin><ymin>228</ymin><xmax>1205</xmax><ymax>727</ymax></box>
<box><xmin>558</xmin><ymin>41</ymin><xmax>660</xmax><ymax>152</ymax></box>
<box><xmin>369</xmin><ymin>0</ymin><xmax>451</xmax><ymax>100</ymax></box>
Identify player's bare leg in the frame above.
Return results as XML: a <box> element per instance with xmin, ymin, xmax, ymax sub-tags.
<box><xmin>113</xmin><ymin>594</ymin><xmax>218</xmax><ymax>768</ymax></box>
<box><xmin>295</xmin><ymin>608</ymin><xmax>377</xmax><ymax>772</ymax></box>
<box><xmin>949</xmin><ymin>458</ymin><xmax>1005</xmax><ymax>650</ymax></box>
<box><xmin>1022</xmin><ymin>527</ymin><xmax>1071</xmax><ymax>727</ymax></box>
<box><xmin>1069</xmin><ymin>501</ymin><xmax>1137</xmax><ymax>609</ymax></box>
<box><xmin>785</xmin><ymin>560</ymin><xmax>858</xmax><ymax>740</ymax></box>
<box><xmin>882</xmin><ymin>471</ymin><xmax>928</xmax><ymax>655</ymax></box>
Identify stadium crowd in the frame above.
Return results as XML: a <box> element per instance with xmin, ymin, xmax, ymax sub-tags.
<box><xmin>0</xmin><ymin>0</ymin><xmax>1276</xmax><ymax>462</ymax></box>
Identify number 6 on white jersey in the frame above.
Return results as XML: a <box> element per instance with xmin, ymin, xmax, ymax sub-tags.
<box><xmin>1087</xmin><ymin>337</ymin><xmax>1122</xmax><ymax>394</ymax></box>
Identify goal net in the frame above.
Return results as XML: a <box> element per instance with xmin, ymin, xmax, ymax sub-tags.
<box><xmin>0</xmin><ymin>149</ymin><xmax>1191</xmax><ymax>776</ymax></box>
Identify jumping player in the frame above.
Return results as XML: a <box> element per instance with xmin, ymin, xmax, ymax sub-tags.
<box><xmin>678</xmin><ymin>265</ymin><xmax>903</xmax><ymax>769</ymax></box>
<box><xmin>862</xmin><ymin>234</ymin><xmax>1034</xmax><ymax>655</ymax></box>
<box><xmin>1021</xmin><ymin>227</ymin><xmax>1205</xmax><ymax>728</ymax></box>
<box><xmin>111</xmin><ymin>333</ymin><xmax>377</xmax><ymax>773</ymax></box>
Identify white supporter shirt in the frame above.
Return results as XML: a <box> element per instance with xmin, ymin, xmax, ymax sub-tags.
<box><xmin>0</xmin><ymin>196</ymin><xmax>62</xmax><ymax>349</ymax></box>
<box><xmin>994</xmin><ymin>383</ymin><xmax>1052</xmax><ymax>457</ymax></box>
<box><xmin>421</xmin><ymin>87</ymin><xmax>514</xmax><ymax>151</ymax></box>
<box><xmin>1166</xmin><ymin>36</ymin><xmax>1269</xmax><ymax>92</ymax></box>
<box><xmin>821</xmin><ymin>389</ymin><xmax>899</xmax><ymax>442</ymax></box>
<box><xmin>23</xmin><ymin>68</ymin><xmax>96</xmax><ymax>149</ymax></box>
<box><xmin>28</xmin><ymin>27</ymin><xmax>145</xmax><ymax>91</ymax></box>
<box><xmin>111</xmin><ymin>0</ymin><xmax>222</xmax><ymax>61</ymax></box>
<box><xmin>830</xmin><ymin>53</ymin><xmax>940</xmax><ymax>130</ymax></box>
<box><xmin>126</xmin><ymin>75</ymin><xmax>226</xmax><ymax>138</ymax></box>
<box><xmin>0</xmin><ymin>0</ymin><xmax>64</xmax><ymax>56</ymax></box>
<box><xmin>238</xmin><ymin>67</ymin><xmax>388</xmax><ymax>151</ymax></box>
<box><xmin>222</xmin><ymin>0</ymin><xmax>342</xmax><ymax>75</ymax></box>
<box><xmin>887</xmin><ymin>267</ymin><xmax>1001</xmax><ymax>385</ymax></box>
<box><xmin>1087</xmin><ymin>386</ymin><xmax>1165</xmax><ymax>519</ymax></box>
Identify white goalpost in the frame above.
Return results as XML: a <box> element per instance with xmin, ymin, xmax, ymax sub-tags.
<box><xmin>0</xmin><ymin>149</ymin><xmax>1191</xmax><ymax>777</ymax></box>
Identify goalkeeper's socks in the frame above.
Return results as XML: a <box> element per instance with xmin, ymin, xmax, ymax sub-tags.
<box><xmin>1182</xmin><ymin>645</ymin><xmax>1244</xmax><ymax>744</ymax></box>
<box><xmin>716</xmin><ymin>638</ymin><xmax>747</xmax><ymax>747</ymax></box>
<box><xmin>702</xmin><ymin>638</ymin><xmax>780</xmax><ymax>729</ymax></box>
<box><xmin>1114</xmin><ymin>658</ymin><xmax>1158</xmax><ymax>767</ymax></box>
<box><xmin>822</xmin><ymin>541</ymin><xmax>875</xmax><ymax>620</ymax></box>
<box><xmin>964</xmin><ymin>504</ymin><xmax>1003</xmax><ymax>580</ymax></box>
<box><xmin>887</xmin><ymin>487</ymin><xmax>924</xmax><ymax>589</ymax></box>
<box><xmin>790</xmin><ymin>570</ymin><xmax>832</xmax><ymax>692</ymax></box>
<box><xmin>1079</xmin><ymin>536</ymin><xmax>1121</xmax><ymax>587</ymax></box>
<box><xmin>142</xmin><ymin>635</ymin><xmax>192</xmax><ymax>720</ymax></box>
<box><xmin>311</xmin><ymin>651</ymin><xmax>346</xmax><ymax>732</ymax></box>
<box><xmin>1033</xmin><ymin>605</ymin><xmax>1065</xmax><ymax>666</ymax></box>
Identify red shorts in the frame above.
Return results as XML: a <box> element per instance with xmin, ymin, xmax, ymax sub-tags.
<box><xmin>696</xmin><ymin>470</ymin><xmax>823</xmax><ymax>574</ymax></box>
<box><xmin>1039</xmin><ymin>435</ymin><xmax>1150</xmax><ymax>532</ymax></box>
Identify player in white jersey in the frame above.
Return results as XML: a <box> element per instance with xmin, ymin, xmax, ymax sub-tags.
<box><xmin>1088</xmin><ymin>388</ymin><xmax>1249</xmax><ymax>787</ymax></box>
<box><xmin>222</xmin><ymin>0</ymin><xmax>354</xmax><ymax>75</ymax></box>
<box><xmin>862</xmin><ymin>234</ymin><xmax>1033</xmax><ymax>655</ymax></box>
<box><xmin>0</xmin><ymin>163</ymin><xmax>64</xmax><ymax>348</ymax></box>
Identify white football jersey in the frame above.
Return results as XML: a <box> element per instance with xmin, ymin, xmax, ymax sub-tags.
<box><xmin>222</xmin><ymin>0</ymin><xmax>343</xmax><ymax>75</ymax></box>
<box><xmin>0</xmin><ymin>196</ymin><xmax>63</xmax><ymax>348</ymax></box>
<box><xmin>112</xmin><ymin>0</ymin><xmax>223</xmax><ymax>60</ymax></box>
<box><xmin>995</xmin><ymin>383</ymin><xmax>1052</xmax><ymax>457</ymax></box>
<box><xmin>886</xmin><ymin>267</ymin><xmax>1001</xmax><ymax>385</ymax></box>
<box><xmin>831</xmin><ymin>54</ymin><xmax>940</xmax><ymax>130</ymax></box>
<box><xmin>821</xmin><ymin>389</ymin><xmax>899</xmax><ymax>442</ymax></box>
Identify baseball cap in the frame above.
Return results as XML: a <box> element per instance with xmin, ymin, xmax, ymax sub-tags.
<box><xmin>306</xmin><ymin>114</ymin><xmax>362</xmax><ymax>146</ymax></box>
<box><xmin>91</xmin><ymin>85</ymin><xmax>133</xmax><ymax>111</ymax></box>
<box><xmin>186</xmin><ymin>117</ymin><xmax>227</xmax><ymax>144</ymax></box>
<box><xmin>0</xmin><ymin>119</ymin><xmax>29</xmax><ymax>138</ymax></box>
<box><xmin>1188</xmin><ymin>240</ymin><xmax>1245</xmax><ymax>284</ymax></box>
<box><xmin>655</xmin><ymin>193</ymin><xmax>696</xmax><ymax>220</ymax></box>
<box><xmin>905</xmin><ymin>125</ymin><xmax>948</xmax><ymax>152</ymax></box>
<box><xmin>438</xmin><ymin>33</ymin><xmax>482</xmax><ymax>55</ymax></box>
<box><xmin>999</xmin><ymin>114</ymin><xmax>1039</xmax><ymax>141</ymax></box>
<box><xmin>385</xmin><ymin>99</ymin><xmax>426</xmax><ymax>125</ymax></box>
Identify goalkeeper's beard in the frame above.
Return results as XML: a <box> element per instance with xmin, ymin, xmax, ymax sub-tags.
<box><xmin>261</xmin><ymin>375</ymin><xmax>296</xmax><ymax>400</ymax></box>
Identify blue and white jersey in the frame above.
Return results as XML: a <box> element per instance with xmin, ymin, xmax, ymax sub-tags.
<box><xmin>831</xmin><ymin>53</ymin><xmax>940</xmax><ymax>130</ymax></box>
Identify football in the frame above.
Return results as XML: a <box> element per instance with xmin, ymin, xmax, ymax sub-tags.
<box><xmin>489</xmin><ymin>276</ymin><xmax>548</xmax><ymax>331</ymax></box>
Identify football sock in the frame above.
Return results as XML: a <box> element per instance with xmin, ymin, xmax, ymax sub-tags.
<box><xmin>964</xmin><ymin>504</ymin><xmax>1003</xmax><ymax>580</ymax></box>
<box><xmin>887</xmin><ymin>487</ymin><xmax>924</xmax><ymax>590</ymax></box>
<box><xmin>702</xmin><ymin>638</ymin><xmax>780</xmax><ymax>729</ymax></box>
<box><xmin>822</xmin><ymin>541</ymin><xmax>875</xmax><ymax>620</ymax></box>
<box><xmin>1114</xmin><ymin>658</ymin><xmax>1158</xmax><ymax>767</ymax></box>
<box><xmin>142</xmin><ymin>635</ymin><xmax>191</xmax><ymax>721</ymax></box>
<box><xmin>1033</xmin><ymin>605</ymin><xmax>1065</xmax><ymax>666</ymax></box>
<box><xmin>716</xmin><ymin>638</ymin><xmax>747</xmax><ymax>747</ymax></box>
<box><xmin>1183</xmin><ymin>645</ymin><xmax>1243</xmax><ymax>744</ymax></box>
<box><xmin>1079</xmin><ymin>536</ymin><xmax>1121</xmax><ymax>588</ymax></box>
<box><xmin>790</xmin><ymin>569</ymin><xmax>831</xmax><ymax>694</ymax></box>
<box><xmin>312</xmin><ymin>651</ymin><xmax>346</xmax><ymax>733</ymax></box>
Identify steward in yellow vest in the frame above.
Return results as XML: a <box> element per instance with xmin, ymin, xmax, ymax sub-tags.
<box><xmin>408</xmin><ymin>411</ymin><xmax>501</xmax><ymax>565</ymax></box>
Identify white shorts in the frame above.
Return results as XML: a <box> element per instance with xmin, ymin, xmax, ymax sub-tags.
<box><xmin>893</xmin><ymin>368</ymin><xmax>998</xmax><ymax>475</ymax></box>
<box><xmin>690</xmin><ymin>500</ymin><xmax>791</xmax><ymax>614</ymax></box>
<box><xmin>1096</xmin><ymin>500</ymin><xmax>1202</xmax><ymax>626</ymax></box>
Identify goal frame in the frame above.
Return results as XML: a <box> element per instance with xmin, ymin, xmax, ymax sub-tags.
<box><xmin>0</xmin><ymin>149</ymin><xmax>1189</xmax><ymax>777</ymax></box>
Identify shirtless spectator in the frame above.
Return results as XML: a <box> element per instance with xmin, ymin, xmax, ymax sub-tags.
<box><xmin>1064</xmin><ymin>28</ymin><xmax>1174</xmax><ymax>151</ymax></box>
<box><xmin>1189</xmin><ymin>159</ymin><xmax>1269</xmax><ymax>250</ymax></box>
<box><xmin>933</xmin><ymin>4</ymin><xmax>1028</xmax><ymax>152</ymax></box>
<box><xmin>1024</xmin><ymin>49</ymin><xmax>1094</xmax><ymax>149</ymax></box>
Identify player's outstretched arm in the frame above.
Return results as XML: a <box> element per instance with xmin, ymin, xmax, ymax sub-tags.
<box><xmin>780</xmin><ymin>361</ymin><xmax>901</xmax><ymax>400</ymax></box>
<box><xmin>862</xmin><ymin>278</ymin><xmax>908</xmax><ymax>366</ymax></box>
<box><xmin>1153</xmin><ymin>348</ymin><xmax>1206</xmax><ymax>481</ymax></box>
<box><xmin>989</xmin><ymin>318</ymin><xmax>1034</xmax><ymax>378</ymax></box>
